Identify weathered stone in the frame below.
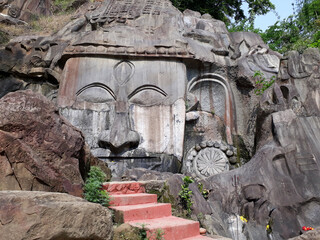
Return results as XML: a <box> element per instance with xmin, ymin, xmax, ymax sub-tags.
<box><xmin>0</xmin><ymin>0</ymin><xmax>52</xmax><ymax>23</ymax></box>
<box><xmin>0</xmin><ymin>75</ymin><xmax>23</xmax><ymax>98</ymax></box>
<box><xmin>220</xmin><ymin>144</ymin><xmax>227</xmax><ymax>152</ymax></box>
<box><xmin>288</xmin><ymin>227</ymin><xmax>320</xmax><ymax>240</ymax></box>
<box><xmin>226</xmin><ymin>150</ymin><xmax>233</xmax><ymax>157</ymax></box>
<box><xmin>186</xmin><ymin>111</ymin><xmax>200</xmax><ymax>121</ymax></box>
<box><xmin>0</xmin><ymin>90</ymin><xmax>108</xmax><ymax>196</ymax></box>
<box><xmin>113</xmin><ymin>223</ymin><xmax>141</xmax><ymax>240</ymax></box>
<box><xmin>200</xmin><ymin>110</ymin><xmax>320</xmax><ymax>239</ymax></box>
<box><xmin>229</xmin><ymin>157</ymin><xmax>237</xmax><ymax>164</ymax></box>
<box><xmin>0</xmin><ymin>191</ymin><xmax>113</xmax><ymax>240</ymax></box>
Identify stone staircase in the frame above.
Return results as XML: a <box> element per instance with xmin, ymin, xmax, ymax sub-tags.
<box><xmin>103</xmin><ymin>181</ymin><xmax>213</xmax><ymax>240</ymax></box>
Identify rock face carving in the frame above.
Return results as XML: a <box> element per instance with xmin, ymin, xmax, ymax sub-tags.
<box><xmin>58</xmin><ymin>58</ymin><xmax>186</xmax><ymax>177</ymax></box>
<box><xmin>183</xmin><ymin>141</ymin><xmax>236</xmax><ymax>180</ymax></box>
<box><xmin>194</xmin><ymin>147</ymin><xmax>229</xmax><ymax>178</ymax></box>
<box><xmin>0</xmin><ymin>0</ymin><xmax>320</xmax><ymax>239</ymax></box>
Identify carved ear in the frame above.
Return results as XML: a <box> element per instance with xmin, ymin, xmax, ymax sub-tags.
<box><xmin>186</xmin><ymin>92</ymin><xmax>199</xmax><ymax>112</ymax></box>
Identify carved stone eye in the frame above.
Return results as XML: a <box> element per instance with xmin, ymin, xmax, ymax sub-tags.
<box><xmin>76</xmin><ymin>83</ymin><xmax>116</xmax><ymax>103</ymax></box>
<box><xmin>128</xmin><ymin>85</ymin><xmax>167</xmax><ymax>106</ymax></box>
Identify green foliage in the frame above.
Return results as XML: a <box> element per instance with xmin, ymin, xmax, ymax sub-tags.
<box><xmin>138</xmin><ymin>224</ymin><xmax>148</xmax><ymax>240</ymax></box>
<box><xmin>84</xmin><ymin>166</ymin><xmax>110</xmax><ymax>207</ymax></box>
<box><xmin>261</xmin><ymin>0</ymin><xmax>320</xmax><ymax>53</ymax></box>
<box><xmin>198</xmin><ymin>183</ymin><xmax>209</xmax><ymax>200</ymax></box>
<box><xmin>0</xmin><ymin>30</ymin><xmax>9</xmax><ymax>45</ymax></box>
<box><xmin>171</xmin><ymin>0</ymin><xmax>274</xmax><ymax>24</ymax></box>
<box><xmin>137</xmin><ymin>224</ymin><xmax>164</xmax><ymax>240</ymax></box>
<box><xmin>53</xmin><ymin>0</ymin><xmax>74</xmax><ymax>11</ymax></box>
<box><xmin>149</xmin><ymin>229</ymin><xmax>165</xmax><ymax>240</ymax></box>
<box><xmin>253</xmin><ymin>71</ymin><xmax>275</xmax><ymax>96</ymax></box>
<box><xmin>179</xmin><ymin>176</ymin><xmax>194</xmax><ymax>216</ymax></box>
<box><xmin>228</xmin><ymin>18</ymin><xmax>262</xmax><ymax>34</ymax></box>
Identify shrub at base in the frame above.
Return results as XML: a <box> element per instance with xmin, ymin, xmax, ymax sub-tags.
<box><xmin>84</xmin><ymin>166</ymin><xmax>110</xmax><ymax>207</ymax></box>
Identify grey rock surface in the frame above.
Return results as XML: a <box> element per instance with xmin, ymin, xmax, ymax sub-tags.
<box><xmin>288</xmin><ymin>228</ymin><xmax>320</xmax><ymax>240</ymax></box>
<box><xmin>201</xmin><ymin>110</ymin><xmax>320</xmax><ymax>239</ymax></box>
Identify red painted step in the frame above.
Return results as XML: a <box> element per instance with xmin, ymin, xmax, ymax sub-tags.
<box><xmin>104</xmin><ymin>181</ymin><xmax>214</xmax><ymax>239</ymax></box>
<box><xmin>110</xmin><ymin>202</ymin><xmax>172</xmax><ymax>223</ymax></box>
<box><xmin>129</xmin><ymin>216</ymin><xmax>200</xmax><ymax>240</ymax></box>
<box><xmin>110</xmin><ymin>193</ymin><xmax>157</xmax><ymax>206</ymax></box>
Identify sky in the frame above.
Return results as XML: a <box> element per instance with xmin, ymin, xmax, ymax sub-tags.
<box><xmin>243</xmin><ymin>0</ymin><xmax>296</xmax><ymax>30</ymax></box>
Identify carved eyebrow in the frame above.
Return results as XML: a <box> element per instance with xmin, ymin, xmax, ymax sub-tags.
<box><xmin>128</xmin><ymin>84</ymin><xmax>168</xmax><ymax>99</ymax></box>
<box><xmin>76</xmin><ymin>82</ymin><xmax>116</xmax><ymax>100</ymax></box>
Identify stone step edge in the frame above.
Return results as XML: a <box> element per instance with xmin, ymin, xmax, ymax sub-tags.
<box><xmin>110</xmin><ymin>203</ymin><xmax>172</xmax><ymax>223</ymax></box>
<box><xmin>128</xmin><ymin>216</ymin><xmax>201</xmax><ymax>239</ymax></box>
<box><xmin>109</xmin><ymin>193</ymin><xmax>158</xmax><ymax>206</ymax></box>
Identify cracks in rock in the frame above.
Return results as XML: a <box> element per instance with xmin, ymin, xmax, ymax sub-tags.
<box><xmin>5</xmin><ymin>152</ymin><xmax>22</xmax><ymax>190</ymax></box>
<box><xmin>31</xmin><ymin>177</ymin><xmax>51</xmax><ymax>191</ymax></box>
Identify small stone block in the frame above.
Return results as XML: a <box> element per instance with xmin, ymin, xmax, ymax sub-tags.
<box><xmin>195</xmin><ymin>145</ymin><xmax>201</xmax><ymax>151</ymax></box>
<box><xmin>226</xmin><ymin>150</ymin><xmax>234</xmax><ymax>157</ymax></box>
<box><xmin>200</xmin><ymin>228</ymin><xmax>207</xmax><ymax>235</ymax></box>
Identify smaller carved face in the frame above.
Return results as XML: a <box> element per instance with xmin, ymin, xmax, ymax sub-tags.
<box><xmin>58</xmin><ymin>57</ymin><xmax>186</xmax><ymax>163</ymax></box>
<box><xmin>0</xmin><ymin>0</ymin><xmax>8</xmax><ymax>8</ymax></box>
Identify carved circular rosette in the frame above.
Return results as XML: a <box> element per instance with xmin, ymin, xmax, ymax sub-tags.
<box><xmin>8</xmin><ymin>5</ymin><xmax>20</xmax><ymax>18</ymax></box>
<box><xmin>184</xmin><ymin>141</ymin><xmax>237</xmax><ymax>179</ymax></box>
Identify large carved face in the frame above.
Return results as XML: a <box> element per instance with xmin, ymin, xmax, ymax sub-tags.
<box><xmin>58</xmin><ymin>57</ymin><xmax>186</xmax><ymax>177</ymax></box>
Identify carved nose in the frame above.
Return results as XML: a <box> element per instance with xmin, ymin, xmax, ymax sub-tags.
<box><xmin>98</xmin><ymin>112</ymin><xmax>140</xmax><ymax>154</ymax></box>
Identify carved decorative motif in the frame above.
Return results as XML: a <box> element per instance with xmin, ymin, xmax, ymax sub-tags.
<box><xmin>89</xmin><ymin>0</ymin><xmax>170</xmax><ymax>24</ymax></box>
<box><xmin>113</xmin><ymin>61</ymin><xmax>134</xmax><ymax>86</ymax></box>
<box><xmin>184</xmin><ymin>140</ymin><xmax>237</xmax><ymax>179</ymax></box>
<box><xmin>63</xmin><ymin>45</ymin><xmax>191</xmax><ymax>58</ymax></box>
<box><xmin>194</xmin><ymin>147</ymin><xmax>228</xmax><ymax>177</ymax></box>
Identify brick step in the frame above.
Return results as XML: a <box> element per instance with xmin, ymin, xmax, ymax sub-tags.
<box><xmin>103</xmin><ymin>181</ymin><xmax>145</xmax><ymax>195</ymax></box>
<box><xmin>110</xmin><ymin>203</ymin><xmax>172</xmax><ymax>223</ymax></box>
<box><xmin>129</xmin><ymin>216</ymin><xmax>200</xmax><ymax>240</ymax></box>
<box><xmin>110</xmin><ymin>193</ymin><xmax>158</xmax><ymax>206</ymax></box>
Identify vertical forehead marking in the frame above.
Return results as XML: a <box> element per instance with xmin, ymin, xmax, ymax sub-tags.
<box><xmin>113</xmin><ymin>60</ymin><xmax>135</xmax><ymax>86</ymax></box>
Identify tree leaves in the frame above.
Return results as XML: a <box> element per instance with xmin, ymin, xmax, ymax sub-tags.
<box><xmin>171</xmin><ymin>0</ymin><xmax>274</xmax><ymax>24</ymax></box>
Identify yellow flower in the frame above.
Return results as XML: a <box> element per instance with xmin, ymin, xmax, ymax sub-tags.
<box><xmin>240</xmin><ymin>216</ymin><xmax>248</xmax><ymax>223</ymax></box>
<box><xmin>266</xmin><ymin>225</ymin><xmax>270</xmax><ymax>230</ymax></box>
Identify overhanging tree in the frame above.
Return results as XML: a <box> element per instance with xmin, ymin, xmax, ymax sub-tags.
<box><xmin>261</xmin><ymin>0</ymin><xmax>320</xmax><ymax>53</ymax></box>
<box><xmin>171</xmin><ymin>0</ymin><xmax>275</xmax><ymax>24</ymax></box>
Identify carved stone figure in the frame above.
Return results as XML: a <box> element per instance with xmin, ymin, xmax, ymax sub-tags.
<box><xmin>1</xmin><ymin>0</ymin><xmax>320</xmax><ymax>239</ymax></box>
<box><xmin>58</xmin><ymin>58</ymin><xmax>186</xmax><ymax>177</ymax></box>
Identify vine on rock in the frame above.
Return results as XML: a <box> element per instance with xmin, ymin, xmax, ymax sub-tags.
<box><xmin>253</xmin><ymin>70</ymin><xmax>276</xmax><ymax>95</ymax></box>
<box><xmin>179</xmin><ymin>176</ymin><xmax>194</xmax><ymax>216</ymax></box>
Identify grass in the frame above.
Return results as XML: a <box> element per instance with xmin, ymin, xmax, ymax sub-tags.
<box><xmin>0</xmin><ymin>13</ymin><xmax>73</xmax><ymax>46</ymax></box>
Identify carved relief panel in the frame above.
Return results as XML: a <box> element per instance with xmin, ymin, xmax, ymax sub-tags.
<box><xmin>58</xmin><ymin>57</ymin><xmax>186</xmax><ymax>177</ymax></box>
<box><xmin>183</xmin><ymin>73</ymin><xmax>237</xmax><ymax>178</ymax></box>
